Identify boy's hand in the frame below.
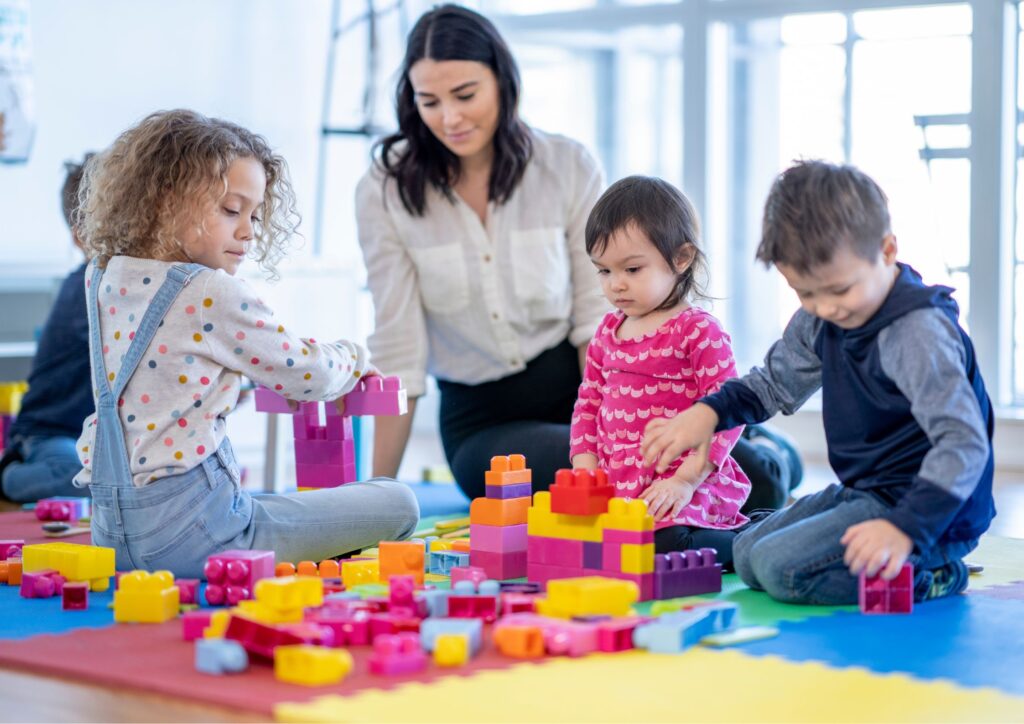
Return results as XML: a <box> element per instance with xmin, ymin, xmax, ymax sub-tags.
<box><xmin>841</xmin><ymin>519</ymin><xmax>913</xmax><ymax>580</ymax></box>
<box><xmin>641</xmin><ymin>403</ymin><xmax>718</xmax><ymax>474</ymax></box>
<box><xmin>571</xmin><ymin>453</ymin><xmax>598</xmax><ymax>470</ymax></box>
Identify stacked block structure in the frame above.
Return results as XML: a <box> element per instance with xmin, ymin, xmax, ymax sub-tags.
<box><xmin>470</xmin><ymin>455</ymin><xmax>532</xmax><ymax>580</ymax></box>
<box><xmin>254</xmin><ymin>376</ymin><xmax>407</xmax><ymax>490</ymax></box>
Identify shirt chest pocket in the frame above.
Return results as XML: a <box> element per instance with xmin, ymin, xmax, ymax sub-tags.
<box><xmin>510</xmin><ymin>227</ymin><xmax>569</xmax><ymax>311</ymax></box>
<box><xmin>408</xmin><ymin>243</ymin><xmax>470</xmax><ymax>315</ymax></box>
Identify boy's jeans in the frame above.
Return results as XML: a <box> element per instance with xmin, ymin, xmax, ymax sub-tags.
<box><xmin>1</xmin><ymin>435</ymin><xmax>87</xmax><ymax>502</ymax></box>
<box><xmin>734</xmin><ymin>483</ymin><xmax>977</xmax><ymax>605</ymax></box>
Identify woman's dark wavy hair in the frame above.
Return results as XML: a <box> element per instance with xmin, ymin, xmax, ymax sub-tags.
<box><xmin>374</xmin><ymin>4</ymin><xmax>533</xmax><ymax>216</ymax></box>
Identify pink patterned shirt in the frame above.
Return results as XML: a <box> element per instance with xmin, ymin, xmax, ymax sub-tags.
<box><xmin>570</xmin><ymin>307</ymin><xmax>751</xmax><ymax>530</ymax></box>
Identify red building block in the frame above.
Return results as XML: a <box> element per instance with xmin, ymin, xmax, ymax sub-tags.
<box><xmin>379</xmin><ymin>541</ymin><xmax>425</xmax><ymax>585</ymax></box>
<box><xmin>306</xmin><ymin>610</ymin><xmax>371</xmax><ymax>646</ymax></box>
<box><xmin>860</xmin><ymin>563</ymin><xmax>914</xmax><ymax>614</ymax></box>
<box><xmin>62</xmin><ymin>581</ymin><xmax>89</xmax><ymax>611</ymax></box>
<box><xmin>447</xmin><ymin>592</ymin><xmax>499</xmax><ymax>623</ymax></box>
<box><xmin>596</xmin><ymin>616</ymin><xmax>647</xmax><ymax>652</ymax></box>
<box><xmin>204</xmin><ymin>549</ymin><xmax>275</xmax><ymax>606</ymax></box>
<box><xmin>224</xmin><ymin>616</ymin><xmax>328</xmax><ymax>659</ymax></box>
<box><xmin>368</xmin><ymin>632</ymin><xmax>427</xmax><ymax>675</ymax></box>
<box><xmin>549</xmin><ymin>468</ymin><xmax>614</xmax><ymax>516</ymax></box>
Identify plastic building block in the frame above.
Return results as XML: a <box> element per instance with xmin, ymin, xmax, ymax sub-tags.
<box><xmin>5</xmin><ymin>559</ymin><xmax>22</xmax><ymax>585</ymax></box>
<box><xmin>342</xmin><ymin>376</ymin><xmax>408</xmax><ymax>417</ymax></box>
<box><xmin>0</xmin><ymin>540</ymin><xmax>23</xmax><ymax>559</ymax></box>
<box><xmin>176</xmin><ymin>578</ymin><xmax>199</xmax><ymax>605</ymax></box>
<box><xmin>379</xmin><ymin>541</ymin><xmax>425</xmax><ymax>585</ymax></box>
<box><xmin>35</xmin><ymin>497</ymin><xmax>90</xmax><ymax>522</ymax></box>
<box><xmin>620</xmin><ymin>543</ymin><xmax>655</xmax><ymax>574</ymax></box>
<box><xmin>276</xmin><ymin>562</ymin><xmax>298</xmax><ymax>577</ymax></box>
<box><xmin>500</xmin><ymin>592</ymin><xmax>538</xmax><ymax>614</ymax></box>
<box><xmin>495</xmin><ymin>613</ymin><xmax>599</xmax><ymax>657</ymax></box>
<box><xmin>469</xmin><ymin>549</ymin><xmax>527</xmax><ymax>580</ymax></box>
<box><xmin>195</xmin><ymin>638</ymin><xmax>249</xmax><ymax>675</ymax></box>
<box><xmin>62</xmin><ymin>581</ymin><xmax>89</xmax><ymax>610</ymax></box>
<box><xmin>633</xmin><ymin>610</ymin><xmax>716</xmax><ymax>653</ymax></box>
<box><xmin>429</xmin><ymin>550</ymin><xmax>471</xmax><ymax>576</ymax></box>
<box><xmin>434</xmin><ymin>633</ymin><xmax>470</xmax><ymax>667</ymax></box>
<box><xmin>470</xmin><ymin>523</ymin><xmax>528</xmax><ymax>552</ymax></box>
<box><xmin>420</xmin><ymin>618</ymin><xmax>482</xmax><ymax>654</ymax></box>
<box><xmin>484</xmin><ymin>454</ymin><xmax>532</xmax><ymax>487</ymax></box>
<box><xmin>420</xmin><ymin>589</ymin><xmax>450</xmax><ymax>618</ymax></box>
<box><xmin>368</xmin><ymin>632</ymin><xmax>427</xmax><ymax>675</ymax></box>
<box><xmin>526</xmin><ymin>492</ymin><xmax>603</xmax><ymax>543</ymax></box>
<box><xmin>494</xmin><ymin>624</ymin><xmax>545</xmax><ymax>658</ymax></box>
<box><xmin>204</xmin><ymin>549</ymin><xmax>275</xmax><ymax>606</ymax></box>
<box><xmin>550</xmin><ymin>468</ymin><xmax>614</xmax><ymax>516</ymax></box>
<box><xmin>20</xmin><ymin>569</ymin><xmax>65</xmax><ymax>598</ymax></box>
<box><xmin>21</xmin><ymin>542</ymin><xmax>115</xmax><ymax>592</ymax></box>
<box><xmin>318</xmin><ymin>560</ymin><xmax>341</xmax><ymax>578</ymax></box>
<box><xmin>388</xmin><ymin>574</ymin><xmax>417</xmax><ymax>617</ymax></box>
<box><xmin>306</xmin><ymin>610</ymin><xmax>371</xmax><ymax>646</ymax></box>
<box><xmin>224</xmin><ymin>615</ymin><xmax>330</xmax><ymax>658</ymax></box>
<box><xmin>450</xmin><ymin>566</ymin><xmax>488</xmax><ymax>587</ymax></box>
<box><xmin>596</xmin><ymin>616</ymin><xmax>648</xmax><ymax>652</ymax></box>
<box><xmin>653</xmin><ymin>548</ymin><xmax>722</xmax><ymax>600</ymax></box>
<box><xmin>254</xmin><ymin>576</ymin><xmax>324</xmax><ymax>611</ymax></box>
<box><xmin>341</xmin><ymin>559</ymin><xmax>379</xmax><ymax>589</ymax></box>
<box><xmin>528</xmin><ymin>536</ymin><xmax>584</xmax><ymax>567</ymax></box>
<box><xmin>275</xmin><ymin>645</ymin><xmax>353</xmax><ymax>686</ymax></box>
<box><xmin>254</xmin><ymin>386</ymin><xmax>296</xmax><ymax>413</ymax></box>
<box><xmin>860</xmin><ymin>563</ymin><xmax>914</xmax><ymax>614</ymax></box>
<box><xmin>297</xmin><ymin>561</ymin><xmax>319</xmax><ymax>576</ymax></box>
<box><xmin>598</xmin><ymin>569</ymin><xmax>655</xmax><ymax>602</ymax></box>
<box><xmin>451</xmin><ymin>538</ymin><xmax>472</xmax><ymax>553</ymax></box>
<box><xmin>597</xmin><ymin>497</ymin><xmax>654</xmax><ymax>533</ymax></box>
<box><xmin>114</xmin><ymin>570</ymin><xmax>180</xmax><ymax>623</ymax></box>
<box><xmin>536</xmin><ymin>577</ymin><xmax>638</xmax><ymax>619</ymax></box>
<box><xmin>447</xmin><ymin>580</ymin><xmax>500</xmax><ymax>622</ymax></box>
<box><xmin>485</xmin><ymin>482</ymin><xmax>533</xmax><ymax>500</ymax></box>
<box><xmin>183</xmin><ymin>610</ymin><xmax>214</xmax><ymax>641</ymax></box>
<box><xmin>470</xmin><ymin>496</ymin><xmax>530</xmax><ymax>527</ymax></box>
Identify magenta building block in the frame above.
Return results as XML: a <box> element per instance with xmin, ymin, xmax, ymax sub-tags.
<box><xmin>176</xmin><ymin>578</ymin><xmax>200</xmax><ymax>605</ymax></box>
<box><xmin>0</xmin><ymin>540</ymin><xmax>24</xmax><ymax>559</ymax></box>
<box><xmin>253</xmin><ymin>386</ymin><xmax>294</xmax><ymax>414</ymax></box>
<box><xmin>325</xmin><ymin>415</ymin><xmax>354</xmax><ymax>440</ymax></box>
<box><xmin>62</xmin><ymin>581</ymin><xmax>89</xmax><ymax>611</ymax></box>
<box><xmin>450</xmin><ymin>566</ymin><xmax>488</xmax><ymax>587</ymax></box>
<box><xmin>485</xmin><ymin>482</ymin><xmax>533</xmax><ymax>500</ymax></box>
<box><xmin>602</xmin><ymin>541</ymin><xmax>621</xmax><ymax>572</ymax></box>
<box><xmin>470</xmin><ymin>523</ymin><xmax>527</xmax><ymax>553</ymax></box>
<box><xmin>583</xmin><ymin>541</ymin><xmax>603</xmax><ymax>570</ymax></box>
<box><xmin>295</xmin><ymin>462</ymin><xmax>355</xmax><ymax>486</ymax></box>
<box><xmin>182</xmin><ymin>609</ymin><xmax>214</xmax><ymax>641</ymax></box>
<box><xmin>602</xmin><ymin>528</ymin><xmax>654</xmax><ymax>546</ymax></box>
<box><xmin>860</xmin><ymin>563</ymin><xmax>914</xmax><ymax>614</ymax></box>
<box><xmin>35</xmin><ymin>497</ymin><xmax>89</xmax><ymax>522</ymax></box>
<box><xmin>526</xmin><ymin>561</ymin><xmax>587</xmax><ymax>586</ymax></box>
<box><xmin>294</xmin><ymin>438</ymin><xmax>347</xmax><ymax>466</ymax></box>
<box><xmin>20</xmin><ymin>569</ymin><xmax>65</xmax><ymax>598</ymax></box>
<box><xmin>470</xmin><ymin>549</ymin><xmax>527</xmax><ymax>580</ymax></box>
<box><xmin>653</xmin><ymin>548</ymin><xmax>722</xmax><ymax>600</ymax></box>
<box><xmin>204</xmin><ymin>549</ymin><xmax>275</xmax><ymax>606</ymax></box>
<box><xmin>307</xmin><ymin>610</ymin><xmax>372</xmax><ymax>646</ymax></box>
<box><xmin>368</xmin><ymin>632</ymin><xmax>426</xmax><ymax>675</ymax></box>
<box><xmin>343</xmin><ymin>376</ymin><xmax>408</xmax><ymax>417</ymax></box>
<box><xmin>527</xmin><ymin>536</ymin><xmax>583</xmax><ymax>567</ymax></box>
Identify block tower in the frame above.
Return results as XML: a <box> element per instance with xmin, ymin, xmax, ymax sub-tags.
<box><xmin>469</xmin><ymin>455</ymin><xmax>532</xmax><ymax>579</ymax></box>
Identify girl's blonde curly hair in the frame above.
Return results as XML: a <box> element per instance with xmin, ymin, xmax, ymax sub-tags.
<box><xmin>78</xmin><ymin>109</ymin><xmax>299</xmax><ymax>277</ymax></box>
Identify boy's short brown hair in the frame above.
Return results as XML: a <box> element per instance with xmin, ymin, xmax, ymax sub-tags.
<box><xmin>757</xmin><ymin>160</ymin><xmax>891</xmax><ymax>274</ymax></box>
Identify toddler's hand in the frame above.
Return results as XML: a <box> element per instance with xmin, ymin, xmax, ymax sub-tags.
<box><xmin>571</xmin><ymin>453</ymin><xmax>599</xmax><ymax>470</ymax></box>
<box><xmin>639</xmin><ymin>474</ymin><xmax>697</xmax><ymax>522</ymax></box>
<box><xmin>840</xmin><ymin>519</ymin><xmax>913</xmax><ymax>580</ymax></box>
<box><xmin>333</xmin><ymin>364</ymin><xmax>383</xmax><ymax>415</ymax></box>
<box><xmin>641</xmin><ymin>403</ymin><xmax>718</xmax><ymax>474</ymax></box>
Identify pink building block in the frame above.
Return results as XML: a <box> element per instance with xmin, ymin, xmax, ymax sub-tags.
<box><xmin>603</xmin><ymin>528</ymin><xmax>654</xmax><ymax>546</ymax></box>
<box><xmin>860</xmin><ymin>563</ymin><xmax>914</xmax><ymax>614</ymax></box>
<box><xmin>447</xmin><ymin>591</ymin><xmax>499</xmax><ymax>622</ymax></box>
<box><xmin>653</xmin><ymin>548</ymin><xmax>721</xmax><ymax>600</ymax></box>
<box><xmin>20</xmin><ymin>569</ymin><xmax>66</xmax><ymax>598</ymax></box>
<box><xmin>253</xmin><ymin>386</ymin><xmax>295</xmax><ymax>413</ymax></box>
<box><xmin>527</xmin><ymin>536</ymin><xmax>584</xmax><ymax>568</ymax></box>
<box><xmin>470</xmin><ymin>523</ymin><xmax>528</xmax><ymax>553</ymax></box>
<box><xmin>0</xmin><ymin>540</ymin><xmax>24</xmax><ymax>559</ymax></box>
<box><xmin>342</xmin><ymin>376</ymin><xmax>408</xmax><ymax>417</ymax></box>
<box><xmin>470</xmin><ymin>549</ymin><xmax>527</xmax><ymax>581</ymax></box>
<box><xmin>294</xmin><ymin>438</ymin><xmax>347</xmax><ymax>465</ymax></box>
<box><xmin>306</xmin><ymin>610</ymin><xmax>372</xmax><ymax>646</ymax></box>
<box><xmin>368</xmin><ymin>632</ymin><xmax>427</xmax><ymax>675</ymax></box>
<box><xmin>204</xmin><ymin>549</ymin><xmax>275</xmax><ymax>606</ymax></box>
<box><xmin>596</xmin><ymin>616</ymin><xmax>647</xmax><ymax>652</ymax></box>
<box><xmin>176</xmin><ymin>578</ymin><xmax>200</xmax><ymax>605</ymax></box>
<box><xmin>62</xmin><ymin>581</ymin><xmax>89</xmax><ymax>610</ymax></box>
<box><xmin>35</xmin><ymin>497</ymin><xmax>89</xmax><ymax>522</ymax></box>
<box><xmin>450</xmin><ymin>566</ymin><xmax>488</xmax><ymax>587</ymax></box>
<box><xmin>500</xmin><ymin>592</ymin><xmax>538</xmax><ymax>614</ymax></box>
<box><xmin>182</xmin><ymin>609</ymin><xmax>214</xmax><ymax>641</ymax></box>
<box><xmin>388</xmin><ymin>574</ymin><xmax>417</xmax><ymax>617</ymax></box>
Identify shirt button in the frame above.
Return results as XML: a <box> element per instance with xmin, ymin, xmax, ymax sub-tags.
<box><xmin>483</xmin><ymin>254</ymin><xmax>492</xmax><ymax>263</ymax></box>
<box><xmin>492</xmin><ymin>312</ymin><xmax>499</xmax><ymax>320</ymax></box>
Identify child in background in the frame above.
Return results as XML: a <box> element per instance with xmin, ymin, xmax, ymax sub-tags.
<box><xmin>642</xmin><ymin>160</ymin><xmax>993</xmax><ymax>604</ymax></box>
<box><xmin>570</xmin><ymin>176</ymin><xmax>750</xmax><ymax>564</ymax></box>
<box><xmin>0</xmin><ymin>155</ymin><xmax>94</xmax><ymax>502</ymax></box>
<box><xmin>74</xmin><ymin>109</ymin><xmax>419</xmax><ymax>577</ymax></box>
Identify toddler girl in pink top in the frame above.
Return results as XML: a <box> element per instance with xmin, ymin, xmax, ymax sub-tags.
<box><xmin>570</xmin><ymin>176</ymin><xmax>751</xmax><ymax>560</ymax></box>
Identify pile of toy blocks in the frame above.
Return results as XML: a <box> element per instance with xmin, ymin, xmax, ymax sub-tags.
<box><xmin>469</xmin><ymin>455</ymin><xmax>532</xmax><ymax>580</ymax></box>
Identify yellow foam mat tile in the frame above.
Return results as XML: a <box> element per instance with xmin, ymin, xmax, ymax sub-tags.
<box><xmin>966</xmin><ymin>536</ymin><xmax>1024</xmax><ymax>589</ymax></box>
<box><xmin>275</xmin><ymin>649</ymin><xmax>1024</xmax><ymax>722</ymax></box>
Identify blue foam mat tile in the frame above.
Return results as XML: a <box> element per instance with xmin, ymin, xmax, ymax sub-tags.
<box><xmin>736</xmin><ymin>593</ymin><xmax>1024</xmax><ymax>695</ymax></box>
<box><xmin>404</xmin><ymin>480</ymin><xmax>470</xmax><ymax>518</ymax></box>
<box><xmin>0</xmin><ymin>584</ymin><xmax>116</xmax><ymax>640</ymax></box>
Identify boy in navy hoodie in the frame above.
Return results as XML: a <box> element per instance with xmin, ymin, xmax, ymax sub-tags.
<box><xmin>641</xmin><ymin>160</ymin><xmax>994</xmax><ymax>605</ymax></box>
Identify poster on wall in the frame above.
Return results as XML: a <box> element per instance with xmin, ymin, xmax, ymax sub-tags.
<box><xmin>0</xmin><ymin>0</ymin><xmax>34</xmax><ymax>164</ymax></box>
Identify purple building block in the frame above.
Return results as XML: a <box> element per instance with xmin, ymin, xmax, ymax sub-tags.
<box><xmin>860</xmin><ymin>563</ymin><xmax>914</xmax><ymax>614</ymax></box>
<box><xmin>62</xmin><ymin>581</ymin><xmax>89</xmax><ymax>610</ymax></box>
<box><xmin>653</xmin><ymin>548</ymin><xmax>722</xmax><ymax>600</ymax></box>
<box><xmin>583</xmin><ymin>541</ymin><xmax>603</xmax><ymax>570</ymax></box>
<box><xmin>470</xmin><ymin>523</ymin><xmax>527</xmax><ymax>553</ymax></box>
<box><xmin>485</xmin><ymin>482</ymin><xmax>533</xmax><ymax>500</ymax></box>
<box><xmin>342</xmin><ymin>376</ymin><xmax>408</xmax><ymax>417</ymax></box>
<box><xmin>253</xmin><ymin>386</ymin><xmax>295</xmax><ymax>413</ymax></box>
<box><xmin>204</xmin><ymin>549</ymin><xmax>275</xmax><ymax>606</ymax></box>
<box><xmin>0</xmin><ymin>540</ymin><xmax>24</xmax><ymax>560</ymax></box>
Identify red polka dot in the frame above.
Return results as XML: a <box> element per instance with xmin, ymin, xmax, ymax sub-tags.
<box><xmin>264</xmin><ymin>366</ymin><xmax>274</xmax><ymax>372</ymax></box>
<box><xmin>177</xmin><ymin>419</ymin><xmax>187</xmax><ymax>428</ymax></box>
<box><xmin>282</xmin><ymin>342</ymin><xmax>290</xmax><ymax>351</ymax></box>
<box><xmin>158</xmin><ymin>345</ymin><xmax>168</xmax><ymax>354</ymax></box>
<box><xmin>193</xmin><ymin>393</ymin><xmax>201</xmax><ymax>401</ymax></box>
<box><xmin>309</xmin><ymin>338</ymin><xmax>317</xmax><ymax>344</ymax></box>
<box><xmin>140</xmin><ymin>394</ymin><xmax>150</xmax><ymax>404</ymax></box>
<box><xmin>119</xmin><ymin>288</ymin><xmax>127</xmax><ymax>296</ymax></box>
<box><xmin>250</xmin><ymin>357</ymin><xmax>260</xmax><ymax>365</ymax></box>
<box><xmin>117</xmin><ymin>397</ymin><xmax>125</xmax><ymax>407</ymax></box>
<box><xmin>236</xmin><ymin>332</ymin><xmax>246</xmax><ymax>340</ymax></box>
<box><xmin>128</xmin><ymin>331</ymin><xmax>135</xmax><ymax>340</ymax></box>
<box><xmin>256</xmin><ymin>320</ymin><xmax>265</xmax><ymax>328</ymax></box>
<box><xmin>274</xmin><ymin>384</ymin><xmax>283</xmax><ymax>391</ymax></box>
<box><xmin>200</xmin><ymin>376</ymin><xmax>210</xmax><ymax>385</ymax></box>
<box><xmin>103</xmin><ymin>345</ymin><xmax>109</xmax><ymax>354</ymax></box>
<box><xmin>163</xmin><ymin>437</ymin><xmax>173</xmax><ymax>446</ymax></box>
<box><xmin>196</xmin><ymin>445</ymin><xmax>206</xmax><ymax>455</ymax></box>
<box><xmin>109</xmin><ymin>306</ymin><xmax>116</xmax><ymax>315</ymax></box>
<box><xmin>185</xmin><ymin>305</ymin><xmax>196</xmax><ymax>314</ymax></box>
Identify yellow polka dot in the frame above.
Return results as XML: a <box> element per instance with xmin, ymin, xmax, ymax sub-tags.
<box><xmin>353</xmin><ymin>370</ymin><xmax>362</xmax><ymax>378</ymax></box>
<box><xmin>81</xmin><ymin>446</ymin><xmax>89</xmax><ymax>453</ymax></box>
<box><xmin>147</xmin><ymin>423</ymin><xmax>155</xmax><ymax>431</ymax></box>
<box><xmin>302</xmin><ymin>349</ymin><xmax>309</xmax><ymax>355</ymax></box>
<box><xmin>179</xmin><ymin>375</ymin><xmax>188</xmax><ymax>384</ymax></box>
<box><xmin>108</xmin><ymin>372</ymin><xmax>115</xmax><ymax>381</ymax></box>
<box><xmin>174</xmin><ymin>451</ymin><xmax>183</xmax><ymax>460</ymax></box>
<box><xmin>277</xmin><ymin>325</ymin><xmax>284</xmax><ymax>333</ymax></box>
<box><xmin>203</xmin><ymin>298</ymin><xmax>213</xmax><ymax>307</ymax></box>
<box><xmin>113</xmin><ymin>331</ymin><xmax>121</xmax><ymax>340</ymax></box>
<box><xmin>304</xmin><ymin>373</ymin><xmax>312</xmax><ymax>380</ymax></box>
<box><xmin>193</xmin><ymin>333</ymin><xmax>203</xmax><ymax>342</ymax></box>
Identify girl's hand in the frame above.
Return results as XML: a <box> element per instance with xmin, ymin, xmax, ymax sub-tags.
<box><xmin>841</xmin><ymin>519</ymin><xmax>913</xmax><ymax>579</ymax></box>
<box><xmin>639</xmin><ymin>475</ymin><xmax>698</xmax><ymax>522</ymax></box>
<box><xmin>641</xmin><ymin>403</ymin><xmax>718</xmax><ymax>474</ymax></box>
<box><xmin>333</xmin><ymin>364</ymin><xmax>383</xmax><ymax>415</ymax></box>
<box><xmin>571</xmin><ymin>453</ymin><xmax>599</xmax><ymax>470</ymax></box>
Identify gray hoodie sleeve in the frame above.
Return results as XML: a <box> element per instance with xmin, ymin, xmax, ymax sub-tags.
<box><xmin>702</xmin><ymin>309</ymin><xmax>824</xmax><ymax>430</ymax></box>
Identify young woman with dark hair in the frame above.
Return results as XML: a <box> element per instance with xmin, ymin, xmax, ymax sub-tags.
<box><xmin>356</xmin><ymin>4</ymin><xmax>800</xmax><ymax>507</ymax></box>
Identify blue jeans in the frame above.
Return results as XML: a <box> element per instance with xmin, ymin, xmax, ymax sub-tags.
<box><xmin>1</xmin><ymin>435</ymin><xmax>87</xmax><ymax>503</ymax></box>
<box><xmin>733</xmin><ymin>483</ymin><xmax>977</xmax><ymax>605</ymax></box>
<box><xmin>89</xmin><ymin>440</ymin><xmax>419</xmax><ymax>578</ymax></box>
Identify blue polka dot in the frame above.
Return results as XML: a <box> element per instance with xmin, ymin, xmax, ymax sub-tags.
<box><xmin>139</xmin><ymin>457</ymin><xmax>147</xmax><ymax>464</ymax></box>
<box><xmin>184</xmin><ymin>355</ymin><xmax>195</xmax><ymax>364</ymax></box>
<box><xmin>234</xmin><ymin>347</ymin><xmax>244</xmax><ymax>355</ymax></box>
<box><xmin>143</xmin><ymin>277</ymin><xmax>151</xmax><ymax>285</ymax></box>
<box><xmin>328</xmin><ymin>361</ymin><xmax>334</xmax><ymax>368</ymax></box>
<box><xmin>188</xmin><ymin>430</ymin><xmax>196</xmax><ymax>438</ymax></box>
<box><xmin>148</xmin><ymin>360</ymin><xmax>157</xmax><ymax>369</ymax></box>
<box><xmin>105</xmin><ymin>284</ymin><xmax>111</xmax><ymax>293</ymax></box>
<box><xmin>171</xmin><ymin>410</ymin><xmax>181</xmax><ymax>419</ymax></box>
<box><xmin>286</xmin><ymin>358</ymin><xmax>294</xmax><ymax>367</ymax></box>
<box><xmin>166</xmin><ymin>467</ymin><xmax>175</xmax><ymax>473</ymax></box>
<box><xmin>203</xmin><ymin>323</ymin><xmax>213</xmax><ymax>332</ymax></box>
<box><xmin>241</xmin><ymin>302</ymin><xmax>249</xmax><ymax>311</ymax></box>
<box><xmin>127</xmin><ymin>414</ymin><xmax>136</xmax><ymax>422</ymax></box>
<box><xmin>128</xmin><ymin>313</ymin><xmax>135</xmax><ymax>322</ymax></box>
<box><xmin>193</xmin><ymin>400</ymin><xmax>202</xmax><ymax>408</ymax></box>
<box><xmin>303</xmin><ymin>389</ymin><xmax>313</xmax><ymax>395</ymax></box>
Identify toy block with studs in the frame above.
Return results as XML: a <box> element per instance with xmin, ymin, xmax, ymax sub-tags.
<box><xmin>195</xmin><ymin>638</ymin><xmax>249</xmax><ymax>675</ymax></box>
<box><xmin>21</xmin><ymin>542</ymin><xmax>115</xmax><ymax>592</ymax></box>
<box><xmin>62</xmin><ymin>581</ymin><xmax>89</xmax><ymax>610</ymax></box>
<box><xmin>20</xmin><ymin>569</ymin><xmax>65</xmax><ymax>598</ymax></box>
<box><xmin>341</xmin><ymin>375</ymin><xmax>408</xmax><ymax>417</ymax></box>
<box><xmin>434</xmin><ymin>632</ymin><xmax>470</xmax><ymax>667</ymax></box>
<box><xmin>535</xmin><ymin>576</ymin><xmax>638</xmax><ymax>619</ymax></box>
<box><xmin>484</xmin><ymin>454</ymin><xmax>532</xmax><ymax>487</ymax></box>
<box><xmin>274</xmin><ymin>645</ymin><xmax>353</xmax><ymax>686</ymax></box>
<box><xmin>493</xmin><ymin>623</ymin><xmax>546</xmax><ymax>659</ymax></box>
<box><xmin>860</xmin><ymin>563</ymin><xmax>914</xmax><ymax>614</ymax></box>
<box><xmin>653</xmin><ymin>548</ymin><xmax>722</xmax><ymax>600</ymax></box>
<box><xmin>470</xmin><ymin>496</ymin><xmax>530</xmax><ymax>527</ymax></box>
<box><xmin>341</xmin><ymin>559</ymin><xmax>380</xmax><ymax>588</ymax></box>
<box><xmin>0</xmin><ymin>540</ymin><xmax>23</xmax><ymax>559</ymax></box>
<box><xmin>35</xmin><ymin>497</ymin><xmax>90</xmax><ymax>522</ymax></box>
<box><xmin>183</xmin><ymin>610</ymin><xmax>214</xmax><ymax>641</ymax></box>
<box><xmin>379</xmin><ymin>540</ymin><xmax>426</xmax><ymax>585</ymax></box>
<box><xmin>598</xmin><ymin>497</ymin><xmax>654</xmax><ymax>533</ymax></box>
<box><xmin>526</xmin><ymin>492</ymin><xmax>603</xmax><ymax>543</ymax></box>
<box><xmin>420</xmin><ymin>617</ymin><xmax>482</xmax><ymax>655</ymax></box>
<box><xmin>368</xmin><ymin>632</ymin><xmax>427</xmax><ymax>675</ymax></box>
<box><xmin>449</xmin><ymin>565</ymin><xmax>488</xmax><ymax>587</ymax></box>
<box><xmin>447</xmin><ymin>579</ymin><xmax>500</xmax><ymax>622</ymax></box>
<box><xmin>550</xmin><ymin>468</ymin><xmax>614</xmax><ymax>516</ymax></box>
<box><xmin>204</xmin><ymin>549</ymin><xmax>275</xmax><ymax>606</ymax></box>
<box><xmin>114</xmin><ymin>570</ymin><xmax>180</xmax><ymax>623</ymax></box>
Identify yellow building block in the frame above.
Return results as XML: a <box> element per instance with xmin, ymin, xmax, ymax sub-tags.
<box><xmin>597</xmin><ymin>497</ymin><xmax>654</xmax><ymax>533</ymax></box>
<box><xmin>0</xmin><ymin>382</ymin><xmax>27</xmax><ymax>415</ymax></box>
<box><xmin>22</xmin><ymin>542</ymin><xmax>115</xmax><ymax>592</ymax></box>
<box><xmin>341</xmin><ymin>559</ymin><xmax>379</xmax><ymax>589</ymax></box>
<box><xmin>254</xmin><ymin>575</ymin><xmax>323</xmax><ymax>611</ymax></box>
<box><xmin>620</xmin><ymin>543</ymin><xmax>654</xmax><ymax>574</ymax></box>
<box><xmin>274</xmin><ymin>645</ymin><xmax>353</xmax><ymax>686</ymax></box>
<box><xmin>236</xmin><ymin>599</ymin><xmax>303</xmax><ymax>625</ymax></box>
<box><xmin>526</xmin><ymin>492</ymin><xmax>603</xmax><ymax>542</ymax></box>
<box><xmin>484</xmin><ymin>454</ymin><xmax>532</xmax><ymax>486</ymax></box>
<box><xmin>113</xmin><ymin>570</ymin><xmax>180</xmax><ymax>623</ymax></box>
<box><xmin>204</xmin><ymin>609</ymin><xmax>233</xmax><ymax>638</ymax></box>
<box><xmin>534</xmin><ymin>576</ymin><xmax>638</xmax><ymax>619</ymax></box>
<box><xmin>434</xmin><ymin>633</ymin><xmax>470</xmax><ymax>667</ymax></box>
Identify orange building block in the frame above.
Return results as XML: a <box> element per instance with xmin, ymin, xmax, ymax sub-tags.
<box><xmin>450</xmin><ymin>539</ymin><xmax>471</xmax><ymax>553</ymax></box>
<box><xmin>484</xmin><ymin>455</ymin><xmax>532</xmax><ymax>487</ymax></box>
<box><xmin>470</xmin><ymin>496</ymin><xmax>530</xmax><ymax>526</ymax></box>
<box><xmin>378</xmin><ymin>541</ymin><xmax>425</xmax><ymax>585</ymax></box>
<box><xmin>6</xmin><ymin>559</ymin><xmax>21</xmax><ymax>586</ymax></box>
<box><xmin>318</xmin><ymin>560</ymin><xmax>340</xmax><ymax>578</ymax></box>
<box><xmin>275</xmin><ymin>562</ymin><xmax>297</xmax><ymax>577</ymax></box>
<box><xmin>493</xmin><ymin>624</ymin><xmax>545</xmax><ymax>659</ymax></box>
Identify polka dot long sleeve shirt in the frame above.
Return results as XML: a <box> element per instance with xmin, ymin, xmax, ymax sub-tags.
<box><xmin>74</xmin><ymin>257</ymin><xmax>371</xmax><ymax>487</ymax></box>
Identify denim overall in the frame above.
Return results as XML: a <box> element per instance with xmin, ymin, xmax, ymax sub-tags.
<box><xmin>84</xmin><ymin>262</ymin><xmax>419</xmax><ymax>578</ymax></box>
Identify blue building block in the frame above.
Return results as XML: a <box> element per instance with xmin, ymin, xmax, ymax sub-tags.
<box><xmin>421</xmin><ymin>589</ymin><xmax>450</xmax><ymax>618</ymax></box>
<box><xmin>420</xmin><ymin>618</ymin><xmax>483</xmax><ymax>654</ymax></box>
<box><xmin>633</xmin><ymin>604</ymin><xmax>737</xmax><ymax>654</ymax></box>
<box><xmin>429</xmin><ymin>550</ymin><xmax>471</xmax><ymax>576</ymax></box>
<box><xmin>195</xmin><ymin>638</ymin><xmax>249</xmax><ymax>675</ymax></box>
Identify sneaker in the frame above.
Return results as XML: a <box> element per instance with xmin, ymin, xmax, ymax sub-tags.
<box><xmin>744</xmin><ymin>425</ymin><xmax>804</xmax><ymax>491</ymax></box>
<box><xmin>917</xmin><ymin>559</ymin><xmax>970</xmax><ymax>602</ymax></box>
